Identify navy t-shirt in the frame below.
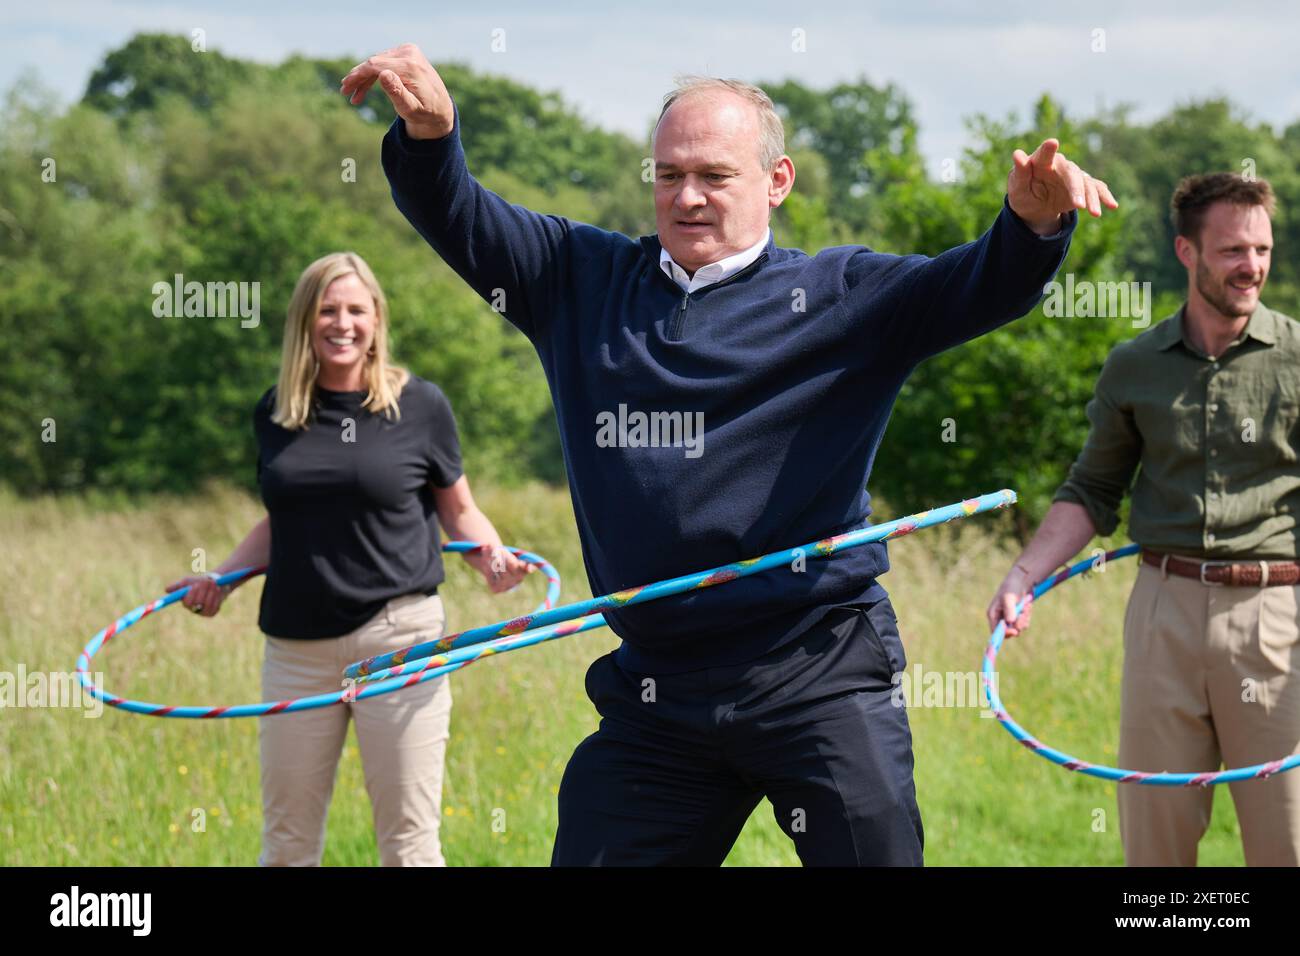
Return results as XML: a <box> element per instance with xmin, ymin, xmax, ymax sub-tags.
<box><xmin>253</xmin><ymin>375</ymin><xmax>463</xmax><ymax>638</ymax></box>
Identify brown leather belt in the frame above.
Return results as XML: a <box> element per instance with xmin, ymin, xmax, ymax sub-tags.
<box><xmin>1142</xmin><ymin>549</ymin><xmax>1300</xmax><ymax>587</ymax></box>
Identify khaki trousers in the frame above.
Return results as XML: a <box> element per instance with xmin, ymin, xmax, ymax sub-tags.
<box><xmin>1119</xmin><ymin>563</ymin><xmax>1300</xmax><ymax>866</ymax></box>
<box><xmin>258</xmin><ymin>593</ymin><xmax>453</xmax><ymax>866</ymax></box>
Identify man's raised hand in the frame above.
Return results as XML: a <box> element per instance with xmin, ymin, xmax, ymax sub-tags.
<box><xmin>340</xmin><ymin>43</ymin><xmax>455</xmax><ymax>140</ymax></box>
<box><xmin>1007</xmin><ymin>138</ymin><xmax>1118</xmax><ymax>235</ymax></box>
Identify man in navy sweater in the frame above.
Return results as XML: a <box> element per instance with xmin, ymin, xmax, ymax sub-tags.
<box><xmin>342</xmin><ymin>43</ymin><xmax>1117</xmax><ymax>865</ymax></box>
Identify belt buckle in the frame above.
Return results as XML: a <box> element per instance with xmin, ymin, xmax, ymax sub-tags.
<box><xmin>1198</xmin><ymin>560</ymin><xmax>1231</xmax><ymax>586</ymax></box>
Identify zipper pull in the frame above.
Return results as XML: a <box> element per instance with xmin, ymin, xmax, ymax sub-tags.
<box><xmin>672</xmin><ymin>292</ymin><xmax>691</xmax><ymax>338</ymax></box>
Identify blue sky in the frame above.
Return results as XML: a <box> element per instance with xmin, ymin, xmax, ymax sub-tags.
<box><xmin>4</xmin><ymin>1</ymin><xmax>1297</xmax><ymax>177</ymax></box>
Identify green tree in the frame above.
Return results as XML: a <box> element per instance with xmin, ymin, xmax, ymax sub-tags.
<box><xmin>869</xmin><ymin>95</ymin><xmax>1129</xmax><ymax>535</ymax></box>
<box><xmin>84</xmin><ymin>32</ymin><xmax>249</xmax><ymax>116</ymax></box>
<box><xmin>765</xmin><ymin>76</ymin><xmax>918</xmax><ymax>236</ymax></box>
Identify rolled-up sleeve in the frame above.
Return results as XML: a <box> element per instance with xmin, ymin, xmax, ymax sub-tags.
<box><xmin>1053</xmin><ymin>350</ymin><xmax>1142</xmax><ymax>536</ymax></box>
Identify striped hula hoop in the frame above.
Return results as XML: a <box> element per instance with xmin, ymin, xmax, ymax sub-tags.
<box><xmin>342</xmin><ymin>490</ymin><xmax>1018</xmax><ymax>682</ymax></box>
<box><xmin>983</xmin><ymin>544</ymin><xmax>1300</xmax><ymax>785</ymax></box>
<box><xmin>74</xmin><ymin>542</ymin><xmax>562</xmax><ymax>718</ymax></box>
<box><xmin>78</xmin><ymin>490</ymin><xmax>1017</xmax><ymax>718</ymax></box>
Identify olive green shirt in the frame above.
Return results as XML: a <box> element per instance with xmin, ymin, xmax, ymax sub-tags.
<box><xmin>1054</xmin><ymin>302</ymin><xmax>1300</xmax><ymax>559</ymax></box>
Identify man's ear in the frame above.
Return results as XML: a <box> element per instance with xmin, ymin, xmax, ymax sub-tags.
<box><xmin>769</xmin><ymin>155</ymin><xmax>796</xmax><ymax>208</ymax></box>
<box><xmin>1174</xmin><ymin>234</ymin><xmax>1197</xmax><ymax>272</ymax></box>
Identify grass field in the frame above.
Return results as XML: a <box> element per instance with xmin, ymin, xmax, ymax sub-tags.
<box><xmin>0</xmin><ymin>482</ymin><xmax>1248</xmax><ymax>865</ymax></box>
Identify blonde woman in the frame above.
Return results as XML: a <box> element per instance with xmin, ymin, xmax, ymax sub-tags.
<box><xmin>167</xmin><ymin>251</ymin><xmax>532</xmax><ymax>866</ymax></box>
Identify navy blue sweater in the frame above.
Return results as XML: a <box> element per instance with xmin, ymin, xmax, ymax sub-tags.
<box><xmin>383</xmin><ymin>104</ymin><xmax>1076</xmax><ymax>674</ymax></box>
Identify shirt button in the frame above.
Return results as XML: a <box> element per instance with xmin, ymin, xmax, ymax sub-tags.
<box><xmin>1208</xmin><ymin>533</ymin><xmax>1216</xmax><ymax>545</ymax></box>
<box><xmin>1210</xmin><ymin>448</ymin><xmax>1219</xmax><ymax>457</ymax></box>
<box><xmin>1208</xmin><ymin>490</ymin><xmax>1218</xmax><ymax>500</ymax></box>
<box><xmin>1208</xmin><ymin>403</ymin><xmax>1219</xmax><ymax>413</ymax></box>
<box><xmin>1211</xmin><ymin>362</ymin><xmax>1220</xmax><ymax>370</ymax></box>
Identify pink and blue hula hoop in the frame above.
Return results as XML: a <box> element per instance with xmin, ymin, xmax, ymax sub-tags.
<box><xmin>983</xmin><ymin>544</ymin><xmax>1300</xmax><ymax>786</ymax></box>
<box><xmin>77</xmin><ymin>491</ymin><xmax>1019</xmax><ymax>718</ymax></box>
<box><xmin>340</xmin><ymin>490</ymin><xmax>1018</xmax><ymax>682</ymax></box>
<box><xmin>74</xmin><ymin>542</ymin><xmax>565</xmax><ymax>718</ymax></box>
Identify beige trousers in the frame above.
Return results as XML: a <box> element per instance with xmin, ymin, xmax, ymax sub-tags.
<box><xmin>1119</xmin><ymin>563</ymin><xmax>1300</xmax><ymax>866</ymax></box>
<box><xmin>258</xmin><ymin>593</ymin><xmax>453</xmax><ymax>866</ymax></box>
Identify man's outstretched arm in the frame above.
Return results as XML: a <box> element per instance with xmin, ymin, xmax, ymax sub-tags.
<box><xmin>342</xmin><ymin>44</ymin><xmax>573</xmax><ymax>341</ymax></box>
<box><xmin>986</xmin><ymin>351</ymin><xmax>1141</xmax><ymax>636</ymax></box>
<box><xmin>850</xmin><ymin>139</ymin><xmax>1118</xmax><ymax>367</ymax></box>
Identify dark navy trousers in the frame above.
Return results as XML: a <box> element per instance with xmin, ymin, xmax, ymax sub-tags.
<box><xmin>551</xmin><ymin>599</ymin><xmax>924</xmax><ymax>866</ymax></box>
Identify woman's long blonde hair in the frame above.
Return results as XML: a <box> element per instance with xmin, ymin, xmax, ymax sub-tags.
<box><xmin>271</xmin><ymin>252</ymin><xmax>410</xmax><ymax>430</ymax></box>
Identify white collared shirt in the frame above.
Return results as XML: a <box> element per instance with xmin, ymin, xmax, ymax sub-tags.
<box><xmin>659</xmin><ymin>228</ymin><xmax>771</xmax><ymax>293</ymax></box>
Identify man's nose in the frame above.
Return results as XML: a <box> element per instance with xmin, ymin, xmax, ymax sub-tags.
<box><xmin>677</xmin><ymin>176</ymin><xmax>707</xmax><ymax>207</ymax></box>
